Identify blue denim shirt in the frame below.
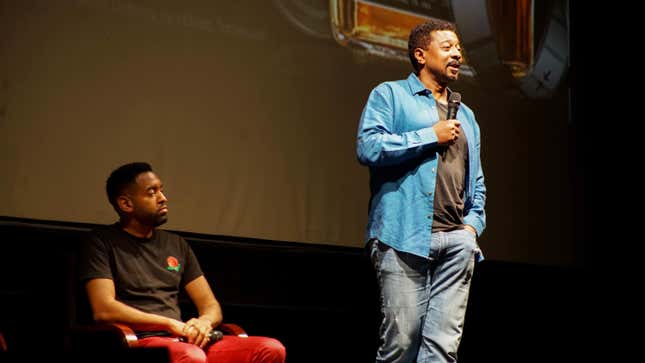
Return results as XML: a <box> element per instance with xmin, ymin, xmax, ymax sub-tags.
<box><xmin>357</xmin><ymin>73</ymin><xmax>486</xmax><ymax>258</ymax></box>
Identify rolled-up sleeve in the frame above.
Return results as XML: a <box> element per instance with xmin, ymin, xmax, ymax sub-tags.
<box><xmin>357</xmin><ymin>84</ymin><xmax>438</xmax><ymax>167</ymax></box>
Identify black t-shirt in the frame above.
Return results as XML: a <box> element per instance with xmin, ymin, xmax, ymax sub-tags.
<box><xmin>432</xmin><ymin>100</ymin><xmax>469</xmax><ymax>232</ymax></box>
<box><xmin>78</xmin><ymin>223</ymin><xmax>203</xmax><ymax>321</ymax></box>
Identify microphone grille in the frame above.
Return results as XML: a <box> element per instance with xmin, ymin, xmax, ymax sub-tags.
<box><xmin>449</xmin><ymin>92</ymin><xmax>461</xmax><ymax>104</ymax></box>
<box><xmin>209</xmin><ymin>330</ymin><xmax>224</xmax><ymax>342</ymax></box>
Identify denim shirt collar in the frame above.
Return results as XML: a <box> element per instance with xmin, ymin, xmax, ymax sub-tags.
<box><xmin>406</xmin><ymin>72</ymin><xmax>455</xmax><ymax>98</ymax></box>
<box><xmin>407</xmin><ymin>73</ymin><xmax>427</xmax><ymax>95</ymax></box>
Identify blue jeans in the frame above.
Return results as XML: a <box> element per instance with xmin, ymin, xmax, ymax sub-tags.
<box><xmin>369</xmin><ymin>229</ymin><xmax>481</xmax><ymax>363</ymax></box>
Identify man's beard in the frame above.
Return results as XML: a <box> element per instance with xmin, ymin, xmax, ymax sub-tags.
<box><xmin>135</xmin><ymin>210</ymin><xmax>168</xmax><ymax>227</ymax></box>
<box><xmin>153</xmin><ymin>214</ymin><xmax>168</xmax><ymax>227</ymax></box>
<box><xmin>430</xmin><ymin>67</ymin><xmax>458</xmax><ymax>84</ymax></box>
<box><xmin>439</xmin><ymin>71</ymin><xmax>458</xmax><ymax>83</ymax></box>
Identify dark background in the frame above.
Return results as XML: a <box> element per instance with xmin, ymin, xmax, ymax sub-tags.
<box><xmin>1</xmin><ymin>0</ymin><xmax>583</xmax><ymax>268</ymax></box>
<box><xmin>1</xmin><ymin>0</ymin><xmax>592</xmax><ymax>361</ymax></box>
<box><xmin>0</xmin><ymin>217</ymin><xmax>585</xmax><ymax>362</ymax></box>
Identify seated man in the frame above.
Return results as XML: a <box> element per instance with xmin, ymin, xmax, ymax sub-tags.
<box><xmin>79</xmin><ymin>162</ymin><xmax>286</xmax><ymax>363</ymax></box>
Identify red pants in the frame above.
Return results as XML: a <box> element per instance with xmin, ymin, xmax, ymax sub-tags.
<box><xmin>135</xmin><ymin>335</ymin><xmax>286</xmax><ymax>363</ymax></box>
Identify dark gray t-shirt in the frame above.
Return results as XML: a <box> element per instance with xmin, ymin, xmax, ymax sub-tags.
<box><xmin>79</xmin><ymin>223</ymin><xmax>203</xmax><ymax>321</ymax></box>
<box><xmin>432</xmin><ymin>100</ymin><xmax>469</xmax><ymax>232</ymax></box>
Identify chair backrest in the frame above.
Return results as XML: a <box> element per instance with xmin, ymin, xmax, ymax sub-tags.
<box><xmin>0</xmin><ymin>331</ymin><xmax>7</xmax><ymax>352</ymax></box>
<box><xmin>65</xmin><ymin>238</ymin><xmax>130</xmax><ymax>351</ymax></box>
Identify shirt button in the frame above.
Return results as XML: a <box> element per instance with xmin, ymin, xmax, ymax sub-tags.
<box><xmin>427</xmin><ymin>215</ymin><xmax>432</xmax><ymax>219</ymax></box>
<box><xmin>431</xmin><ymin>168</ymin><xmax>435</xmax><ymax>173</ymax></box>
<box><xmin>427</xmin><ymin>192</ymin><xmax>432</xmax><ymax>196</ymax></box>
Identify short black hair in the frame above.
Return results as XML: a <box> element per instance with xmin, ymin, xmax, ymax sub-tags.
<box><xmin>106</xmin><ymin>162</ymin><xmax>153</xmax><ymax>213</ymax></box>
<box><xmin>408</xmin><ymin>19</ymin><xmax>458</xmax><ymax>72</ymax></box>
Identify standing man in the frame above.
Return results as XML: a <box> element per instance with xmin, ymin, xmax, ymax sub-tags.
<box><xmin>357</xmin><ymin>19</ymin><xmax>486</xmax><ymax>363</ymax></box>
<box><xmin>79</xmin><ymin>162</ymin><xmax>286</xmax><ymax>363</ymax></box>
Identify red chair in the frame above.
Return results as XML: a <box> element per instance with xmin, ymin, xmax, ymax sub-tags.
<box><xmin>0</xmin><ymin>331</ymin><xmax>7</xmax><ymax>352</ymax></box>
<box><xmin>71</xmin><ymin>322</ymin><xmax>247</xmax><ymax>349</ymax></box>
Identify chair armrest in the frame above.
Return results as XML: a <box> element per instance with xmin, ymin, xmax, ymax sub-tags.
<box><xmin>0</xmin><ymin>331</ymin><xmax>8</xmax><ymax>352</ymax></box>
<box><xmin>106</xmin><ymin>323</ymin><xmax>139</xmax><ymax>347</ymax></box>
<box><xmin>69</xmin><ymin>322</ymin><xmax>139</xmax><ymax>349</ymax></box>
<box><xmin>219</xmin><ymin>323</ymin><xmax>248</xmax><ymax>337</ymax></box>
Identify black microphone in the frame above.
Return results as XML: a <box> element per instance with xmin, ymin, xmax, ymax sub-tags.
<box><xmin>178</xmin><ymin>330</ymin><xmax>224</xmax><ymax>345</ymax></box>
<box><xmin>207</xmin><ymin>330</ymin><xmax>224</xmax><ymax>342</ymax></box>
<box><xmin>446</xmin><ymin>92</ymin><xmax>461</xmax><ymax>120</ymax></box>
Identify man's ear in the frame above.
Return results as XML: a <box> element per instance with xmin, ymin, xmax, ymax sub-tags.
<box><xmin>414</xmin><ymin>48</ymin><xmax>426</xmax><ymax>67</ymax></box>
<box><xmin>117</xmin><ymin>195</ymin><xmax>134</xmax><ymax>214</ymax></box>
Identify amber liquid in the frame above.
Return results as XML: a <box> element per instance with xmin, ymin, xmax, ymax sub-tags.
<box><xmin>332</xmin><ymin>0</ymin><xmax>453</xmax><ymax>48</ymax></box>
<box><xmin>330</xmin><ymin>0</ymin><xmax>475</xmax><ymax>76</ymax></box>
<box><xmin>487</xmin><ymin>0</ymin><xmax>534</xmax><ymax>78</ymax></box>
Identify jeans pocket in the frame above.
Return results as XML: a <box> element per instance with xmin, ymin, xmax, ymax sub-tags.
<box><xmin>472</xmin><ymin>240</ymin><xmax>484</xmax><ymax>263</ymax></box>
<box><xmin>368</xmin><ymin>238</ymin><xmax>382</xmax><ymax>266</ymax></box>
<box><xmin>460</xmin><ymin>229</ymin><xmax>483</xmax><ymax>262</ymax></box>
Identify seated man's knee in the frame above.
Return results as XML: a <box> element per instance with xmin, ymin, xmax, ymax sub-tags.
<box><xmin>174</xmin><ymin>343</ymin><xmax>207</xmax><ymax>363</ymax></box>
<box><xmin>252</xmin><ymin>337</ymin><xmax>286</xmax><ymax>363</ymax></box>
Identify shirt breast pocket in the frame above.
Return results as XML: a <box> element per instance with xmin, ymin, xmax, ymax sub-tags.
<box><xmin>399</xmin><ymin>104</ymin><xmax>436</xmax><ymax>133</ymax></box>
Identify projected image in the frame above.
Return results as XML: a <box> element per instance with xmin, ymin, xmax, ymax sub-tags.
<box><xmin>1</xmin><ymin>0</ymin><xmax>579</xmax><ymax>266</ymax></box>
<box><xmin>276</xmin><ymin>0</ymin><xmax>568</xmax><ymax>98</ymax></box>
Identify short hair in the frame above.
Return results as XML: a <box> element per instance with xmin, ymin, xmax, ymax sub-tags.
<box><xmin>106</xmin><ymin>162</ymin><xmax>153</xmax><ymax>213</ymax></box>
<box><xmin>408</xmin><ymin>19</ymin><xmax>458</xmax><ymax>72</ymax></box>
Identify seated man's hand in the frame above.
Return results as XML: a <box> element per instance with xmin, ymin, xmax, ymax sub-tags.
<box><xmin>182</xmin><ymin>317</ymin><xmax>213</xmax><ymax>348</ymax></box>
<box><xmin>167</xmin><ymin>318</ymin><xmax>188</xmax><ymax>337</ymax></box>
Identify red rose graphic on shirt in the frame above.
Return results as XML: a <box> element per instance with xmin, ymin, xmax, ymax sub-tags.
<box><xmin>166</xmin><ymin>256</ymin><xmax>181</xmax><ymax>272</ymax></box>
